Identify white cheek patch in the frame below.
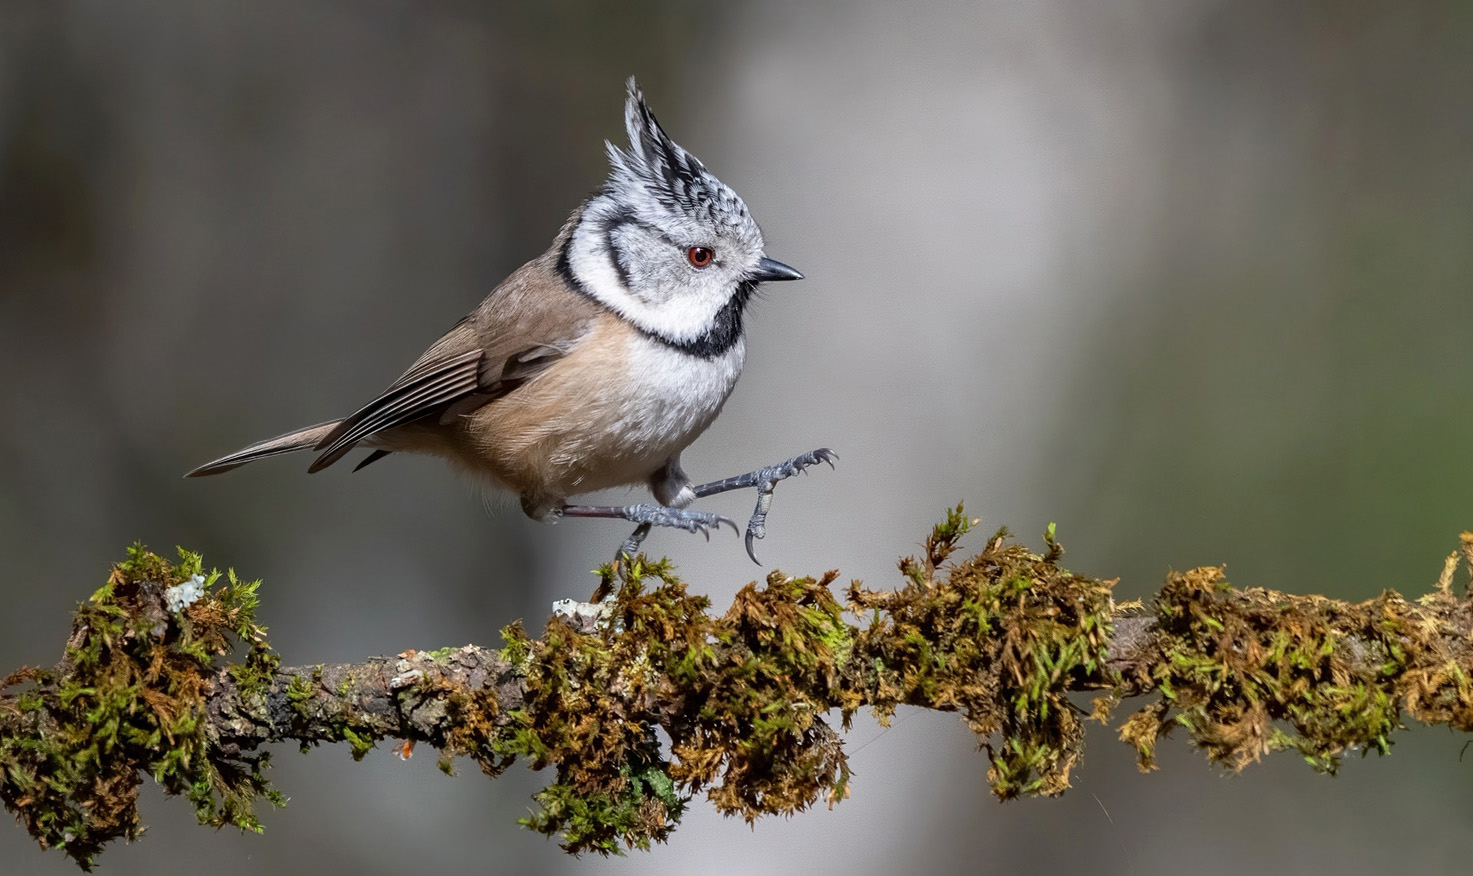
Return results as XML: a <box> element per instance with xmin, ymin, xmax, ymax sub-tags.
<box><xmin>568</xmin><ymin>223</ymin><xmax>633</xmax><ymax>308</ymax></box>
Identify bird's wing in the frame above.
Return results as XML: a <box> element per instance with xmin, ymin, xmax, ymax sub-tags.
<box><xmin>308</xmin><ymin>268</ymin><xmax>602</xmax><ymax>473</ymax></box>
<box><xmin>308</xmin><ymin>342</ymin><xmax>484</xmax><ymax>472</ymax></box>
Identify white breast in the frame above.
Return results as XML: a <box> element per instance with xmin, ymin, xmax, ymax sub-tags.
<box><xmin>604</xmin><ymin>334</ymin><xmax>745</xmax><ymax>467</ymax></box>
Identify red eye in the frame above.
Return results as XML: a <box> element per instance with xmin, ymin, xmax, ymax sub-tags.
<box><xmin>687</xmin><ymin>246</ymin><xmax>714</xmax><ymax>268</ymax></box>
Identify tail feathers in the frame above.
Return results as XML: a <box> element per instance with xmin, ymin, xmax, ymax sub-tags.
<box><xmin>185</xmin><ymin>420</ymin><xmax>341</xmax><ymax>477</ymax></box>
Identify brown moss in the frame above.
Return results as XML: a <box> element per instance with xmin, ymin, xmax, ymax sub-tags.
<box><xmin>848</xmin><ymin>509</ymin><xmax>1117</xmax><ymax>797</ymax></box>
<box><xmin>436</xmin><ymin>562</ymin><xmax>708</xmax><ymax>854</ymax></box>
<box><xmin>669</xmin><ymin>567</ymin><xmax>851</xmax><ymax>820</ymax></box>
<box><xmin>1118</xmin><ymin>557</ymin><xmax>1473</xmax><ymax>772</ymax></box>
<box><xmin>0</xmin><ymin>546</ymin><xmax>282</xmax><ymax>870</ymax></box>
<box><xmin>10</xmin><ymin>513</ymin><xmax>1473</xmax><ymax>868</ymax></box>
<box><xmin>435</xmin><ymin>556</ymin><xmax>857</xmax><ymax>853</ymax></box>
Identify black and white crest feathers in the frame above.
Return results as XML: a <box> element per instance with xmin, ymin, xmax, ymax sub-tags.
<box><xmin>605</xmin><ymin>78</ymin><xmax>754</xmax><ymax>236</ymax></box>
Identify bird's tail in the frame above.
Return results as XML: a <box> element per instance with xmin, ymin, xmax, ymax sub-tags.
<box><xmin>185</xmin><ymin>420</ymin><xmax>341</xmax><ymax>477</ymax></box>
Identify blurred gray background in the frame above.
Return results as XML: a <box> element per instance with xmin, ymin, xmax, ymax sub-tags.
<box><xmin>3</xmin><ymin>1</ymin><xmax>1471</xmax><ymax>873</ymax></box>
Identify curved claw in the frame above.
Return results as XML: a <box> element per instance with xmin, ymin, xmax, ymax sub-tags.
<box><xmin>811</xmin><ymin>448</ymin><xmax>839</xmax><ymax>469</ymax></box>
<box><xmin>745</xmin><ymin>529</ymin><xmax>761</xmax><ymax>565</ymax></box>
<box><xmin>662</xmin><ymin>509</ymin><xmax>737</xmax><ymax>542</ymax></box>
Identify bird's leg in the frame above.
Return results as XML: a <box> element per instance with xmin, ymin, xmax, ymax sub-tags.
<box><xmin>605</xmin><ymin>454</ymin><xmax>704</xmax><ymax>564</ymax></box>
<box><xmin>689</xmin><ymin>448</ymin><xmax>837</xmax><ymax>563</ymax></box>
<box><xmin>618</xmin><ymin>522</ymin><xmax>655</xmax><ymax>562</ymax></box>
<box><xmin>563</xmin><ymin>447</ymin><xmax>836</xmax><ymax>572</ymax></box>
<box><xmin>559</xmin><ymin>503</ymin><xmax>737</xmax><ymax>559</ymax></box>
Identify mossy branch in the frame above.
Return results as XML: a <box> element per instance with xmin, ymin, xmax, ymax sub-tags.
<box><xmin>4</xmin><ymin>507</ymin><xmax>1473</xmax><ymax>870</ymax></box>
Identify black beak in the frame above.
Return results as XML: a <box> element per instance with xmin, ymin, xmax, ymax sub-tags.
<box><xmin>751</xmin><ymin>257</ymin><xmax>804</xmax><ymax>283</ymax></box>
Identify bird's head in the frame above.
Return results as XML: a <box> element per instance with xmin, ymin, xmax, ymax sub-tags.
<box><xmin>562</xmin><ymin>78</ymin><xmax>801</xmax><ymax>353</ymax></box>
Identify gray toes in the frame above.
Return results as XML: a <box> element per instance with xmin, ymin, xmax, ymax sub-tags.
<box><xmin>631</xmin><ymin>504</ymin><xmax>736</xmax><ymax>537</ymax></box>
<box><xmin>616</xmin><ymin>522</ymin><xmax>655</xmax><ymax>561</ymax></box>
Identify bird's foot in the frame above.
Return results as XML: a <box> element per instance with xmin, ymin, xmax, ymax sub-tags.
<box><xmin>617</xmin><ymin>522</ymin><xmax>655</xmax><ymax>564</ymax></box>
<box><xmin>690</xmin><ymin>448</ymin><xmax>838</xmax><ymax>563</ymax></box>
<box><xmin>559</xmin><ymin>503</ymin><xmax>738</xmax><ymax>568</ymax></box>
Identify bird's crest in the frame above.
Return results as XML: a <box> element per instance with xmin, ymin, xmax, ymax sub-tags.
<box><xmin>604</xmin><ymin>78</ymin><xmax>753</xmax><ymax>236</ymax></box>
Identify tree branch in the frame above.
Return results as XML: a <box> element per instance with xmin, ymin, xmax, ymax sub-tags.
<box><xmin>4</xmin><ymin>508</ymin><xmax>1473</xmax><ymax>870</ymax></box>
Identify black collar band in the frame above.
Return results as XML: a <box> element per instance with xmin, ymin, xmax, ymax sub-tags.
<box><xmin>557</xmin><ymin>234</ymin><xmax>750</xmax><ymax>359</ymax></box>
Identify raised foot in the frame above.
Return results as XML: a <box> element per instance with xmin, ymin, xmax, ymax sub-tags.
<box><xmin>691</xmin><ymin>448</ymin><xmax>839</xmax><ymax>564</ymax></box>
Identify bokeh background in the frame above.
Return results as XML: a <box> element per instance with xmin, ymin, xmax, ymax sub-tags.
<box><xmin>3</xmin><ymin>2</ymin><xmax>1472</xmax><ymax>873</ymax></box>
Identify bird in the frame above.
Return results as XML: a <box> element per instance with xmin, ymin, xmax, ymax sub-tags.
<box><xmin>187</xmin><ymin>77</ymin><xmax>834</xmax><ymax>563</ymax></box>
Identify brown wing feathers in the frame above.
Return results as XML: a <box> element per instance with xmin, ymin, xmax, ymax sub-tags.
<box><xmin>307</xmin><ymin>348</ymin><xmax>484</xmax><ymax>473</ymax></box>
<box><xmin>186</xmin><ymin>243</ymin><xmax>602</xmax><ymax>480</ymax></box>
<box><xmin>310</xmin><ymin>341</ymin><xmax>569</xmax><ymax>472</ymax></box>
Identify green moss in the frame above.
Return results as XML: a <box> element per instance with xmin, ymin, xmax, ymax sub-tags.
<box><xmin>341</xmin><ymin>729</ymin><xmax>375</xmax><ymax>762</ymax></box>
<box><xmin>24</xmin><ymin>508</ymin><xmax>1467</xmax><ymax>865</ymax></box>
<box><xmin>849</xmin><ymin>512</ymin><xmax>1116</xmax><ymax>799</ymax></box>
<box><xmin>1118</xmin><ymin>565</ymin><xmax>1473</xmax><ymax>774</ymax></box>
<box><xmin>520</xmin><ymin>735</ymin><xmax>686</xmax><ymax>855</ymax></box>
<box><xmin>498</xmin><ymin>623</ymin><xmax>533</xmax><ymax>670</ymax></box>
<box><xmin>438</xmin><ymin>556</ymin><xmax>857</xmax><ymax>852</ymax></box>
<box><xmin>286</xmin><ymin>674</ymin><xmax>313</xmax><ymax>709</ymax></box>
<box><xmin>427</xmin><ymin>507</ymin><xmax>1124</xmax><ymax>851</ymax></box>
<box><xmin>0</xmin><ymin>546</ymin><xmax>283</xmax><ymax>870</ymax></box>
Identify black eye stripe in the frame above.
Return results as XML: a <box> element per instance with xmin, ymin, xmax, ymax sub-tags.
<box><xmin>606</xmin><ymin>225</ymin><xmax>633</xmax><ymax>289</ymax></box>
<box><xmin>603</xmin><ymin>208</ymin><xmax>721</xmax><ymax>270</ymax></box>
<box><xmin>603</xmin><ymin>208</ymin><xmax>683</xmax><ymax>252</ymax></box>
<box><xmin>559</xmin><ymin>206</ymin><xmax>753</xmax><ymax>359</ymax></box>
